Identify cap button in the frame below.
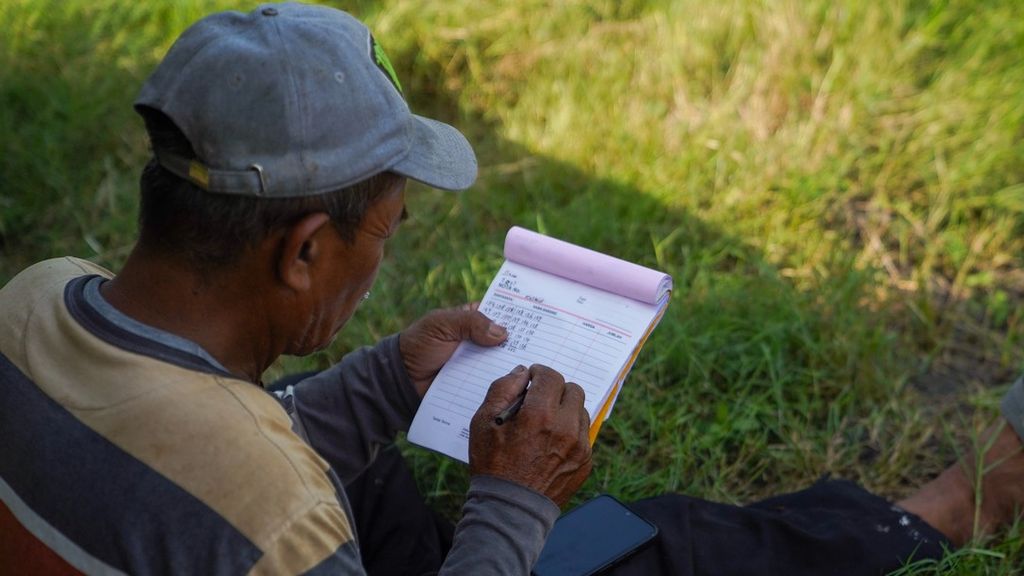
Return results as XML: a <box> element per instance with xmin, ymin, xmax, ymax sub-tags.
<box><xmin>261</xmin><ymin>7</ymin><xmax>278</xmax><ymax>16</ymax></box>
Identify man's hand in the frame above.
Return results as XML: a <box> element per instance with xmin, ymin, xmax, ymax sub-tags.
<box><xmin>399</xmin><ymin>305</ymin><xmax>508</xmax><ymax>397</ymax></box>
<box><xmin>469</xmin><ymin>364</ymin><xmax>593</xmax><ymax>507</ymax></box>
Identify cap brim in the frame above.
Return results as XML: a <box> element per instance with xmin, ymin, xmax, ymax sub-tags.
<box><xmin>392</xmin><ymin>115</ymin><xmax>478</xmax><ymax>191</ymax></box>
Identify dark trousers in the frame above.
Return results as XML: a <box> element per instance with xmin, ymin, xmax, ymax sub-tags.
<box><xmin>615</xmin><ymin>478</ymin><xmax>949</xmax><ymax>575</ymax></box>
<box><xmin>346</xmin><ymin>451</ymin><xmax>949</xmax><ymax>576</ymax></box>
<box><xmin>272</xmin><ymin>376</ymin><xmax>949</xmax><ymax>575</ymax></box>
<box><xmin>344</xmin><ymin>446</ymin><xmax>453</xmax><ymax>576</ymax></box>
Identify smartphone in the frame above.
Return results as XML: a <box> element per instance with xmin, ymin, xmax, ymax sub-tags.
<box><xmin>532</xmin><ymin>494</ymin><xmax>658</xmax><ymax>576</ymax></box>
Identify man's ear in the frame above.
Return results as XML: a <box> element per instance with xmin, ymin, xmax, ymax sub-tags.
<box><xmin>276</xmin><ymin>213</ymin><xmax>333</xmax><ymax>292</ymax></box>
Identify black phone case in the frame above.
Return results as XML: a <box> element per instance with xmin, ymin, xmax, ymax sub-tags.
<box><xmin>532</xmin><ymin>494</ymin><xmax>659</xmax><ymax>576</ymax></box>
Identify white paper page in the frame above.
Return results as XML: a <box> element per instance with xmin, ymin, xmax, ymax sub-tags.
<box><xmin>407</xmin><ymin>260</ymin><xmax>661</xmax><ymax>462</ymax></box>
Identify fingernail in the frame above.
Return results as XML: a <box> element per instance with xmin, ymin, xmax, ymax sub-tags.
<box><xmin>488</xmin><ymin>323</ymin><xmax>507</xmax><ymax>338</ymax></box>
<box><xmin>512</xmin><ymin>365</ymin><xmax>526</xmax><ymax>374</ymax></box>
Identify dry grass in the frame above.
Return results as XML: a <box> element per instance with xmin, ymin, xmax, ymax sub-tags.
<box><xmin>3</xmin><ymin>0</ymin><xmax>1023</xmax><ymax>572</ymax></box>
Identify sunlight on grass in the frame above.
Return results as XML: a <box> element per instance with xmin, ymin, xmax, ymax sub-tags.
<box><xmin>2</xmin><ymin>1</ymin><xmax>1022</xmax><ymax>572</ymax></box>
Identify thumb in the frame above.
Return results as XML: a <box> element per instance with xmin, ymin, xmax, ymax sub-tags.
<box><xmin>456</xmin><ymin>309</ymin><xmax>507</xmax><ymax>347</ymax></box>
<box><xmin>478</xmin><ymin>365</ymin><xmax>529</xmax><ymax>416</ymax></box>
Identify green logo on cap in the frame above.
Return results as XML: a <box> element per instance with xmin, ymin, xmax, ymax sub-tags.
<box><xmin>370</xmin><ymin>35</ymin><xmax>403</xmax><ymax>96</ymax></box>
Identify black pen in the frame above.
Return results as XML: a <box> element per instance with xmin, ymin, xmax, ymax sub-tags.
<box><xmin>494</xmin><ymin>388</ymin><xmax>528</xmax><ymax>425</ymax></box>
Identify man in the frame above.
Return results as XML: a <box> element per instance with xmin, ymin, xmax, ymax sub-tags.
<box><xmin>1</xmin><ymin>3</ymin><xmax>1022</xmax><ymax>575</ymax></box>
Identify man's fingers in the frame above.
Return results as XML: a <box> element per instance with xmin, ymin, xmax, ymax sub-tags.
<box><xmin>432</xmin><ymin>308</ymin><xmax>506</xmax><ymax>346</ymax></box>
<box><xmin>466</xmin><ymin>309</ymin><xmax>507</xmax><ymax>346</ymax></box>
<box><xmin>564</xmin><ymin>382</ymin><xmax>592</xmax><ymax>443</ymax></box>
<box><xmin>479</xmin><ymin>365</ymin><xmax>529</xmax><ymax>414</ymax></box>
<box><xmin>522</xmin><ymin>365</ymin><xmax>566</xmax><ymax>410</ymax></box>
<box><xmin>562</xmin><ymin>382</ymin><xmax>588</xmax><ymax>416</ymax></box>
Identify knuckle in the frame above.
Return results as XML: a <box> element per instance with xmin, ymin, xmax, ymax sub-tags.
<box><xmin>552</xmin><ymin>426</ymin><xmax>574</xmax><ymax>444</ymax></box>
<box><xmin>566</xmin><ymin>382</ymin><xmax>585</xmax><ymax>402</ymax></box>
<box><xmin>531</xmin><ymin>363</ymin><xmax>554</xmax><ymax>377</ymax></box>
<box><xmin>578</xmin><ymin>403</ymin><xmax>590</xmax><ymax>422</ymax></box>
<box><xmin>534</xmin><ymin>367</ymin><xmax>565</xmax><ymax>387</ymax></box>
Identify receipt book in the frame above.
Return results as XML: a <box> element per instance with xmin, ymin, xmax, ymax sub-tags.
<box><xmin>407</xmin><ymin>226</ymin><xmax>672</xmax><ymax>463</ymax></box>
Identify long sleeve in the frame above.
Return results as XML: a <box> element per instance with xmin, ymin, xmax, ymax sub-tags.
<box><xmin>440</xmin><ymin>476</ymin><xmax>561</xmax><ymax>575</ymax></box>
<box><xmin>278</xmin><ymin>335</ymin><xmax>560</xmax><ymax>574</ymax></box>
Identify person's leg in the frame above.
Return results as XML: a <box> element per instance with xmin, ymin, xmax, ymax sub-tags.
<box><xmin>606</xmin><ymin>379</ymin><xmax>1024</xmax><ymax>575</ymax></box>
<box><xmin>607</xmin><ymin>478</ymin><xmax>949</xmax><ymax>576</ymax></box>
<box><xmin>344</xmin><ymin>445</ymin><xmax>454</xmax><ymax>576</ymax></box>
<box><xmin>898</xmin><ymin>376</ymin><xmax>1024</xmax><ymax>546</ymax></box>
<box><xmin>269</xmin><ymin>370</ymin><xmax>1024</xmax><ymax>575</ymax></box>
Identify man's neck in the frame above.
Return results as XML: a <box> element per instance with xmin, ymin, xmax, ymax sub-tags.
<box><xmin>100</xmin><ymin>245</ymin><xmax>277</xmax><ymax>383</ymax></box>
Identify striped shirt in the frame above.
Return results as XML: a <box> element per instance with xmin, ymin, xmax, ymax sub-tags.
<box><xmin>0</xmin><ymin>258</ymin><xmax>558</xmax><ymax>575</ymax></box>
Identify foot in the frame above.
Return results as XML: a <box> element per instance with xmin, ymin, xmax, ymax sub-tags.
<box><xmin>898</xmin><ymin>420</ymin><xmax>1024</xmax><ymax>546</ymax></box>
<box><xmin>973</xmin><ymin>422</ymin><xmax>1024</xmax><ymax>534</ymax></box>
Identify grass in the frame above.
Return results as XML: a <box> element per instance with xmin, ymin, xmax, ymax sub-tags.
<box><xmin>2</xmin><ymin>0</ymin><xmax>1023</xmax><ymax>573</ymax></box>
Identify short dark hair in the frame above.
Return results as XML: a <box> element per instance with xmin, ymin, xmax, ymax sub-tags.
<box><xmin>136</xmin><ymin>108</ymin><xmax>400</xmax><ymax>274</ymax></box>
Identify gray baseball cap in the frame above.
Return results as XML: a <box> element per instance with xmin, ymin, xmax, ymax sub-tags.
<box><xmin>135</xmin><ymin>2</ymin><xmax>477</xmax><ymax>197</ymax></box>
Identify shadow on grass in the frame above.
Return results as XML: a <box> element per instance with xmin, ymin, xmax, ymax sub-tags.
<box><xmin>349</xmin><ymin>35</ymin><xmax>975</xmax><ymax>521</ymax></box>
<box><xmin>2</xmin><ymin>4</ymin><xmax>1015</xmax><ymax>569</ymax></box>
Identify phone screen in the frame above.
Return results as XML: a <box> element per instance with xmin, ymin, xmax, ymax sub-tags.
<box><xmin>532</xmin><ymin>494</ymin><xmax>658</xmax><ymax>576</ymax></box>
